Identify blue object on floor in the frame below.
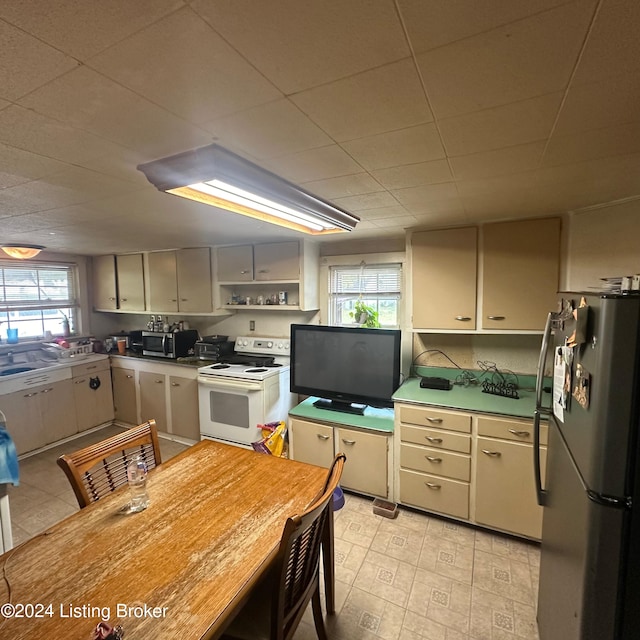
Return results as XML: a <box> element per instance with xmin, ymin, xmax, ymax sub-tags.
<box><xmin>0</xmin><ymin>415</ymin><xmax>19</xmax><ymax>486</ymax></box>
<box><xmin>332</xmin><ymin>486</ymin><xmax>345</xmax><ymax>510</ymax></box>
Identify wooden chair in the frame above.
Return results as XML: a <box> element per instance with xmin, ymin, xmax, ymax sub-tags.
<box><xmin>221</xmin><ymin>453</ymin><xmax>346</xmax><ymax>640</ymax></box>
<box><xmin>57</xmin><ymin>420</ymin><xmax>162</xmax><ymax>509</ymax></box>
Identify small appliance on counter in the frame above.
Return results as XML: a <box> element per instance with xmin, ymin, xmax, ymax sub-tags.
<box><xmin>194</xmin><ymin>335</ymin><xmax>234</xmax><ymax>361</ymax></box>
<box><xmin>142</xmin><ymin>329</ymin><xmax>199</xmax><ymax>359</ymax></box>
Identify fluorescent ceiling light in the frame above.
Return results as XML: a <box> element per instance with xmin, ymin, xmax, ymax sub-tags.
<box><xmin>1</xmin><ymin>244</ymin><xmax>45</xmax><ymax>259</ymax></box>
<box><xmin>137</xmin><ymin>144</ymin><xmax>359</xmax><ymax>235</ymax></box>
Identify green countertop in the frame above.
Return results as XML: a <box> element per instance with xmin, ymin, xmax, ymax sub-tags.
<box><xmin>289</xmin><ymin>396</ymin><xmax>395</xmax><ymax>433</ymax></box>
<box><xmin>392</xmin><ymin>366</ymin><xmax>551</xmax><ymax>420</ymax></box>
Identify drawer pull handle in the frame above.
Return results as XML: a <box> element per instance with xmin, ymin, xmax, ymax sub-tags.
<box><xmin>425</xmin><ymin>482</ymin><xmax>441</xmax><ymax>490</ymax></box>
<box><xmin>155</xmin><ymin>379</ymin><xmax>163</xmax><ymax>384</ymax></box>
<box><xmin>426</xmin><ymin>456</ymin><xmax>442</xmax><ymax>463</ymax></box>
<box><xmin>41</xmin><ymin>387</ymin><xmax>54</xmax><ymax>393</ymax></box>
<box><xmin>425</xmin><ymin>417</ymin><xmax>443</xmax><ymax>424</ymax></box>
<box><xmin>24</xmin><ymin>392</ymin><xmax>38</xmax><ymax>398</ymax></box>
<box><xmin>482</xmin><ymin>449</ymin><xmax>502</xmax><ymax>457</ymax></box>
<box><xmin>87</xmin><ymin>365</ymin><xmax>97</xmax><ymax>370</ymax></box>
<box><xmin>487</xmin><ymin>315</ymin><xmax>506</xmax><ymax>321</ymax></box>
<box><xmin>508</xmin><ymin>429</ymin><xmax>530</xmax><ymax>437</ymax></box>
<box><xmin>75</xmin><ymin>379</ymin><xmax>86</xmax><ymax>384</ymax></box>
<box><xmin>342</xmin><ymin>439</ymin><xmax>356</xmax><ymax>445</ymax></box>
<box><xmin>171</xmin><ymin>382</ymin><xmax>180</xmax><ymax>386</ymax></box>
<box><xmin>317</xmin><ymin>434</ymin><xmax>330</xmax><ymax>440</ymax></box>
<box><xmin>126</xmin><ymin>374</ymin><xmax>133</xmax><ymax>379</ymax></box>
<box><xmin>240</xmin><ymin>270</ymin><xmax>250</xmax><ymax>274</ymax></box>
<box><xmin>425</xmin><ymin>436</ymin><xmax>443</xmax><ymax>444</ymax></box>
<box><xmin>454</xmin><ymin>316</ymin><xmax>472</xmax><ymax>321</ymax></box>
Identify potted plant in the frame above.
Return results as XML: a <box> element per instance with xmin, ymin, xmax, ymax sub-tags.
<box><xmin>350</xmin><ymin>299</ymin><xmax>380</xmax><ymax>328</ymax></box>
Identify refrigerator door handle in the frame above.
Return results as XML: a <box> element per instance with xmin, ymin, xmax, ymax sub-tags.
<box><xmin>534</xmin><ymin>409</ymin><xmax>547</xmax><ymax>506</ymax></box>
<box><xmin>535</xmin><ymin>311</ymin><xmax>554</xmax><ymax>413</ymax></box>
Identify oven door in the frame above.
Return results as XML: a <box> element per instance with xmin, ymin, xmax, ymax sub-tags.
<box><xmin>198</xmin><ymin>376</ymin><xmax>265</xmax><ymax>448</ymax></box>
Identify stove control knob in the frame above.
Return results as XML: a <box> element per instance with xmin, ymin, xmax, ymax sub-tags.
<box><xmin>277</xmin><ymin>342</ymin><xmax>283</xmax><ymax>349</ymax></box>
<box><xmin>267</xmin><ymin>341</ymin><xmax>273</xmax><ymax>348</ymax></box>
<box><xmin>284</xmin><ymin>343</ymin><xmax>290</xmax><ymax>350</ymax></box>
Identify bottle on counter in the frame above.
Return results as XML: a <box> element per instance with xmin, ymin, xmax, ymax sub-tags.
<box><xmin>126</xmin><ymin>455</ymin><xmax>149</xmax><ymax>512</ymax></box>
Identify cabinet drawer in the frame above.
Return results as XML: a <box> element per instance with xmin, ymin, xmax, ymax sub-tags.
<box><xmin>399</xmin><ymin>405</ymin><xmax>471</xmax><ymax>433</ymax></box>
<box><xmin>477</xmin><ymin>415</ymin><xmax>548</xmax><ymax>445</ymax></box>
<box><xmin>71</xmin><ymin>359</ymin><xmax>109</xmax><ymax>377</ymax></box>
<box><xmin>400</xmin><ymin>443</ymin><xmax>470</xmax><ymax>481</ymax></box>
<box><xmin>400</xmin><ymin>424</ymin><xmax>471</xmax><ymax>454</ymax></box>
<box><xmin>399</xmin><ymin>468</ymin><xmax>469</xmax><ymax>520</ymax></box>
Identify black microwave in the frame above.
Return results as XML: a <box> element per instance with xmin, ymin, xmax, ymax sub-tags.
<box><xmin>142</xmin><ymin>330</ymin><xmax>199</xmax><ymax>358</ymax></box>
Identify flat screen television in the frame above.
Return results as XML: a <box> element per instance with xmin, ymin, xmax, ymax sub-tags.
<box><xmin>290</xmin><ymin>324</ymin><xmax>401</xmax><ymax>415</ymax></box>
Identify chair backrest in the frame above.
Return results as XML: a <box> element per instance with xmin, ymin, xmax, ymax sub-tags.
<box><xmin>272</xmin><ymin>453</ymin><xmax>346</xmax><ymax>640</ymax></box>
<box><xmin>57</xmin><ymin>420</ymin><xmax>162</xmax><ymax>509</ymax></box>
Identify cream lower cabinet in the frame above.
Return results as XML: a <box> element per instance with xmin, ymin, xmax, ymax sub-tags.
<box><xmin>112</xmin><ymin>367</ymin><xmax>137</xmax><ymax>424</ymax></box>
<box><xmin>289</xmin><ymin>417</ymin><xmax>390</xmax><ymax>499</ymax></box>
<box><xmin>72</xmin><ymin>359</ymin><xmax>114</xmax><ymax>432</ymax></box>
<box><xmin>169</xmin><ymin>375</ymin><xmax>200</xmax><ymax>441</ymax></box>
<box><xmin>397</xmin><ymin>405</ymin><xmax>472</xmax><ymax>520</ymax></box>
<box><xmin>474</xmin><ymin>415</ymin><xmax>547</xmax><ymax>539</ymax></box>
<box><xmin>139</xmin><ymin>371</ymin><xmax>168</xmax><ymax>433</ymax></box>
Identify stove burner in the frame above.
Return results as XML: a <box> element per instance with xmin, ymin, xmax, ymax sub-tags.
<box><xmin>245</xmin><ymin>367</ymin><xmax>268</xmax><ymax>373</ymax></box>
<box><xmin>211</xmin><ymin>363</ymin><xmax>231</xmax><ymax>369</ymax></box>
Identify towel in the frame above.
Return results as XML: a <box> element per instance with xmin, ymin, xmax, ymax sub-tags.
<box><xmin>0</xmin><ymin>420</ymin><xmax>19</xmax><ymax>486</ymax></box>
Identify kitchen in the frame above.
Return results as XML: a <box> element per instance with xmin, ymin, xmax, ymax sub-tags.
<box><xmin>1</xmin><ymin>2</ymin><xmax>640</xmax><ymax>639</ymax></box>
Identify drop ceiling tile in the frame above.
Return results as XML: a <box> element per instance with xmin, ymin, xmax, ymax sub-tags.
<box><xmin>400</xmin><ymin>197</ymin><xmax>466</xmax><ymax>217</ymax></box>
<box><xmin>342</xmin><ymin>123</ymin><xmax>445</xmax><ymax>171</ymax></box>
<box><xmin>0</xmin><ymin>143</ymin><xmax>70</xmax><ymax>189</ymax></box>
<box><xmin>301</xmin><ymin>173</ymin><xmax>384</xmax><ymax>200</ymax></box>
<box><xmin>19</xmin><ymin>66</ymin><xmax>211</xmax><ymax>158</ymax></box>
<box><xmin>450</xmin><ymin>142</ymin><xmax>546</xmax><ymax>181</ymax></box>
<box><xmin>371</xmin><ymin>215</ymin><xmax>418</xmax><ymax>228</ymax></box>
<box><xmin>0</xmin><ymin>21</ymin><xmax>78</xmax><ymax>101</ymax></box>
<box><xmin>417</xmin><ymin>2</ymin><xmax>594</xmax><ymax>119</ymax></box>
<box><xmin>398</xmin><ymin>0</ymin><xmax>573</xmax><ymax>53</ymax></box>
<box><xmin>572</xmin><ymin>0</ymin><xmax>640</xmax><ymax>85</ymax></box>
<box><xmin>205</xmin><ymin>99</ymin><xmax>333</xmax><ymax>160</ymax></box>
<box><xmin>356</xmin><ymin>205</ymin><xmax>411</xmax><ymax>221</ymax></box>
<box><xmin>332</xmin><ymin>191</ymin><xmax>398</xmax><ymax>212</ymax></box>
<box><xmin>191</xmin><ymin>0</ymin><xmax>409</xmax><ymax>94</ymax></box>
<box><xmin>554</xmin><ymin>72</ymin><xmax>640</xmax><ymax>136</ymax></box>
<box><xmin>461</xmin><ymin>193</ymin><xmax>543</xmax><ymax>221</ymax></box>
<box><xmin>456</xmin><ymin>172</ymin><xmax>539</xmax><ymax>198</ymax></box>
<box><xmin>392</xmin><ymin>182</ymin><xmax>460</xmax><ymax>207</ymax></box>
<box><xmin>371</xmin><ymin>159</ymin><xmax>453</xmax><ymax>189</ymax></box>
<box><xmin>0</xmin><ymin>105</ymin><xmax>121</xmax><ymax>165</ymax></box>
<box><xmin>291</xmin><ymin>58</ymin><xmax>432</xmax><ymax>142</ymax></box>
<box><xmin>0</xmin><ymin>0</ymin><xmax>183</xmax><ymax>60</ymax></box>
<box><xmin>438</xmin><ymin>93</ymin><xmax>562</xmax><ymax>156</ymax></box>
<box><xmin>543</xmin><ymin>122</ymin><xmax>640</xmax><ymax>167</ymax></box>
<box><xmin>412</xmin><ymin>210</ymin><xmax>469</xmax><ymax>228</ymax></box>
<box><xmin>89</xmin><ymin>8</ymin><xmax>281</xmax><ymax>124</ymax></box>
<box><xmin>261</xmin><ymin>145</ymin><xmax>363</xmax><ymax>183</ymax></box>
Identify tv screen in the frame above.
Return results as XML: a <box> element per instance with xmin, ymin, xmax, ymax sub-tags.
<box><xmin>290</xmin><ymin>324</ymin><xmax>401</xmax><ymax>414</ymax></box>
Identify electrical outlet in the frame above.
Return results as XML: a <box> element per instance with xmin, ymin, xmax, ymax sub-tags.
<box><xmin>249</xmin><ymin>320</ymin><xmax>255</xmax><ymax>331</ymax></box>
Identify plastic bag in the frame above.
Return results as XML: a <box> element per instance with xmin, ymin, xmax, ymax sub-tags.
<box><xmin>252</xmin><ymin>421</ymin><xmax>288</xmax><ymax>457</ymax></box>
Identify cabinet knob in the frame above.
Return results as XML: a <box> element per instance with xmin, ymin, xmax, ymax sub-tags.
<box><xmin>425</xmin><ymin>482</ymin><xmax>441</xmax><ymax>490</ymax></box>
<box><xmin>121</xmin><ymin>298</ymin><xmax>128</xmax><ymax>302</ymax></box>
<box><xmin>126</xmin><ymin>375</ymin><xmax>133</xmax><ymax>379</ymax></box>
<box><xmin>508</xmin><ymin>429</ymin><xmax>530</xmax><ymax>438</ymax></box>
<box><xmin>109</xmin><ymin>297</ymin><xmax>116</xmax><ymax>301</ymax></box>
<box><xmin>482</xmin><ymin>449</ymin><xmax>502</xmax><ymax>457</ymax></box>
<box><xmin>171</xmin><ymin>299</ymin><xmax>177</xmax><ymax>302</ymax></box>
<box><xmin>426</xmin><ymin>456</ymin><xmax>442</xmax><ymax>463</ymax></box>
<box><xmin>75</xmin><ymin>379</ymin><xmax>86</xmax><ymax>384</ymax></box>
<box><xmin>180</xmin><ymin>298</ymin><xmax>188</xmax><ymax>302</ymax></box>
<box><xmin>24</xmin><ymin>392</ymin><xmax>38</xmax><ymax>398</ymax></box>
<box><xmin>425</xmin><ymin>436</ymin><xmax>443</xmax><ymax>444</ymax></box>
<box><xmin>41</xmin><ymin>387</ymin><xmax>54</xmax><ymax>393</ymax></box>
<box><xmin>258</xmin><ymin>269</ymin><xmax>269</xmax><ymax>273</ymax></box>
<box><xmin>155</xmin><ymin>379</ymin><xmax>163</xmax><ymax>384</ymax></box>
<box><xmin>171</xmin><ymin>382</ymin><xmax>180</xmax><ymax>387</ymax></box>
<box><xmin>487</xmin><ymin>315</ymin><xmax>505</xmax><ymax>321</ymax></box>
<box><xmin>316</xmin><ymin>434</ymin><xmax>330</xmax><ymax>440</ymax></box>
<box><xmin>240</xmin><ymin>270</ymin><xmax>250</xmax><ymax>274</ymax></box>
<box><xmin>341</xmin><ymin>439</ymin><xmax>356</xmax><ymax>445</ymax></box>
<box><xmin>454</xmin><ymin>316</ymin><xmax>472</xmax><ymax>321</ymax></box>
<box><xmin>425</xmin><ymin>417</ymin><xmax>443</xmax><ymax>424</ymax></box>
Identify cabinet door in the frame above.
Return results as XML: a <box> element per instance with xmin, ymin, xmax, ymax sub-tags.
<box><xmin>0</xmin><ymin>389</ymin><xmax>43</xmax><ymax>455</ymax></box>
<box><xmin>112</xmin><ymin>367</ymin><xmax>138</xmax><ymax>425</ymax></box>
<box><xmin>116</xmin><ymin>253</ymin><xmax>146</xmax><ymax>311</ymax></box>
<box><xmin>92</xmin><ymin>255</ymin><xmax>118</xmax><ymax>310</ymax></box>
<box><xmin>475</xmin><ymin>437</ymin><xmax>546</xmax><ymax>539</ymax></box>
<box><xmin>337</xmin><ymin>427</ymin><xmax>388</xmax><ymax>497</ymax></box>
<box><xmin>148</xmin><ymin>251</ymin><xmax>179</xmax><ymax>312</ymax></box>
<box><xmin>139</xmin><ymin>371</ymin><xmax>168</xmax><ymax>433</ymax></box>
<box><xmin>216</xmin><ymin>245</ymin><xmax>253</xmax><ymax>282</ymax></box>
<box><xmin>482</xmin><ymin>217</ymin><xmax>560</xmax><ymax>330</ymax></box>
<box><xmin>73</xmin><ymin>369</ymin><xmax>114</xmax><ymax>431</ymax></box>
<box><xmin>254</xmin><ymin>242</ymin><xmax>300</xmax><ymax>281</ymax></box>
<box><xmin>169</xmin><ymin>375</ymin><xmax>200</xmax><ymax>441</ymax></box>
<box><xmin>41</xmin><ymin>378</ymin><xmax>77</xmax><ymax>443</ymax></box>
<box><xmin>290</xmin><ymin>418</ymin><xmax>334</xmax><ymax>468</ymax></box>
<box><xmin>411</xmin><ymin>227</ymin><xmax>477</xmax><ymax>330</ymax></box>
<box><xmin>177</xmin><ymin>248</ymin><xmax>212</xmax><ymax>313</ymax></box>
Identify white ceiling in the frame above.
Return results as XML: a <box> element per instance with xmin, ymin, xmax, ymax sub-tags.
<box><xmin>1</xmin><ymin>0</ymin><xmax>639</xmax><ymax>256</ymax></box>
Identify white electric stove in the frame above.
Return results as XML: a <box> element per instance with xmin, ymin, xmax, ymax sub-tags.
<box><xmin>197</xmin><ymin>336</ymin><xmax>295</xmax><ymax>449</ymax></box>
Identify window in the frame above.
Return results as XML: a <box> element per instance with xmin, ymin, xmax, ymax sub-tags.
<box><xmin>0</xmin><ymin>261</ymin><xmax>79</xmax><ymax>340</ymax></box>
<box><xmin>329</xmin><ymin>262</ymin><xmax>402</xmax><ymax>328</ymax></box>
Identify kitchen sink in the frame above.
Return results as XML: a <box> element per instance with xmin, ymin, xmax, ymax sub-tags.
<box><xmin>0</xmin><ymin>366</ymin><xmax>36</xmax><ymax>376</ymax></box>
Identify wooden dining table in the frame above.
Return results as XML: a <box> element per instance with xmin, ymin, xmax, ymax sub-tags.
<box><xmin>0</xmin><ymin>440</ymin><xmax>330</xmax><ymax>639</ymax></box>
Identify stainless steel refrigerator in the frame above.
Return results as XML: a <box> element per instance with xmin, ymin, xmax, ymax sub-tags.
<box><xmin>533</xmin><ymin>293</ymin><xmax>640</xmax><ymax>640</ymax></box>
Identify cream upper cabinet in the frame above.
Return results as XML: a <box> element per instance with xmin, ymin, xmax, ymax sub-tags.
<box><xmin>148</xmin><ymin>248</ymin><xmax>212</xmax><ymax>313</ymax></box>
<box><xmin>93</xmin><ymin>255</ymin><xmax>118</xmax><ymax>310</ymax></box>
<box><xmin>411</xmin><ymin>227</ymin><xmax>477</xmax><ymax>330</ymax></box>
<box><xmin>254</xmin><ymin>241</ymin><xmax>300</xmax><ymax>281</ymax></box>
<box><xmin>481</xmin><ymin>217</ymin><xmax>561</xmax><ymax>330</ymax></box>
<box><xmin>216</xmin><ymin>245</ymin><xmax>254</xmax><ymax>282</ymax></box>
<box><xmin>116</xmin><ymin>254</ymin><xmax>146</xmax><ymax>311</ymax></box>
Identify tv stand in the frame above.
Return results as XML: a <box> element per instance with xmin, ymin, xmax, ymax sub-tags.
<box><xmin>312</xmin><ymin>398</ymin><xmax>367</xmax><ymax>416</ymax></box>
